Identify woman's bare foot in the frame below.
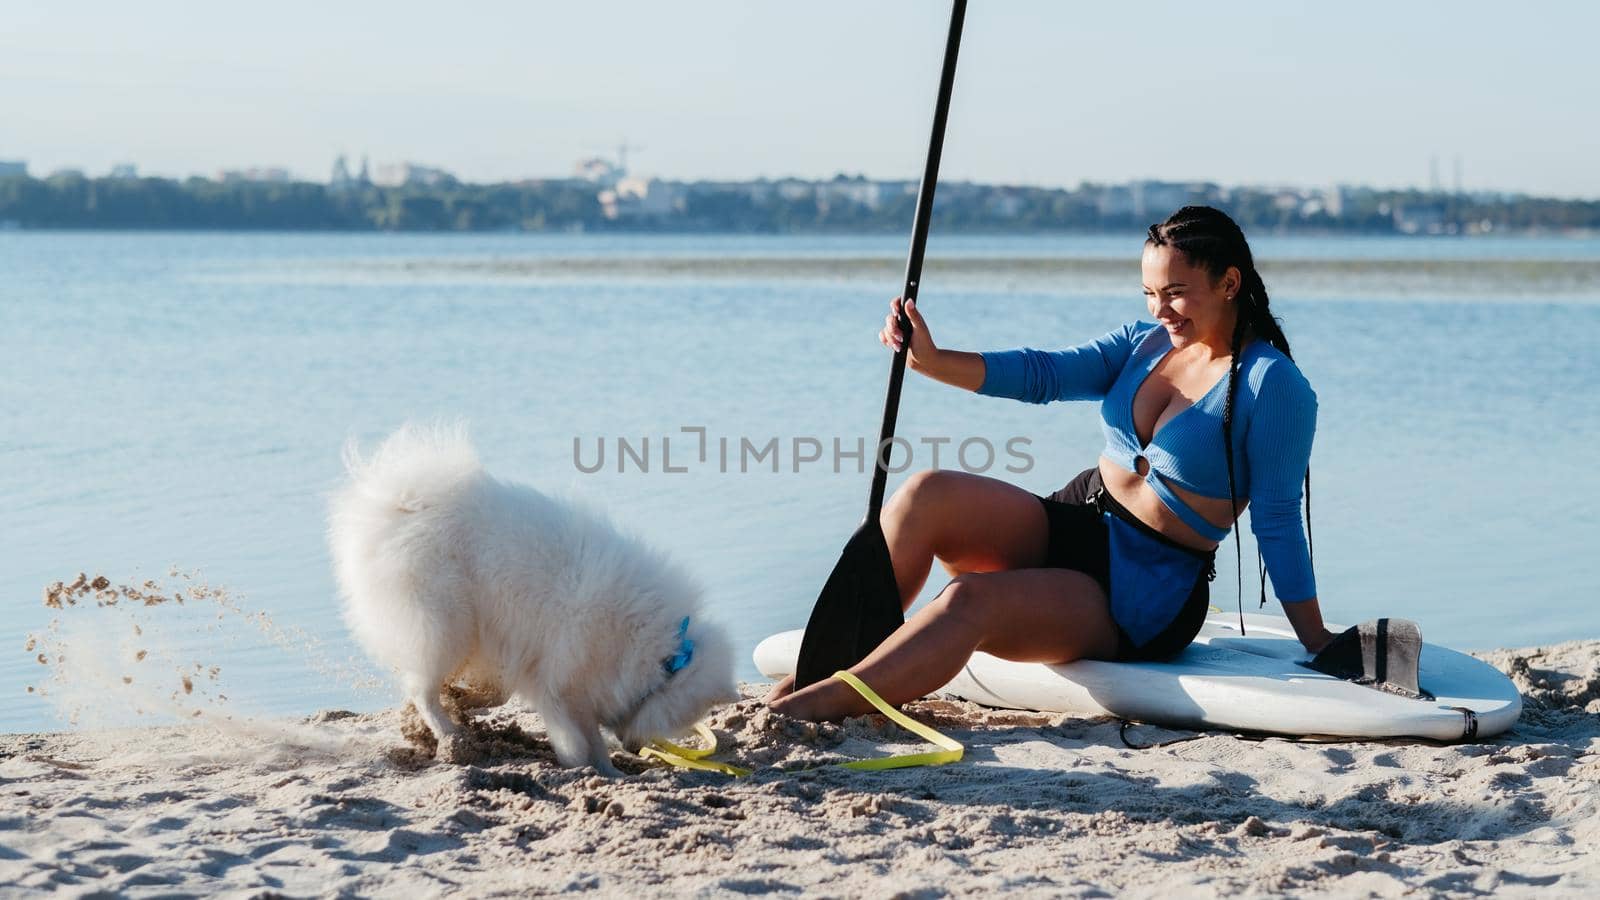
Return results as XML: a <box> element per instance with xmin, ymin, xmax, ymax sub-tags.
<box><xmin>761</xmin><ymin>674</ymin><xmax>795</xmax><ymax>705</ymax></box>
<box><xmin>768</xmin><ymin>674</ymin><xmax>878</xmax><ymax>722</ymax></box>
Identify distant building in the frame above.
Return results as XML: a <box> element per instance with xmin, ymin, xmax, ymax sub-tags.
<box><xmin>600</xmin><ymin>177</ymin><xmax>687</xmax><ymax>221</ymax></box>
<box><xmin>218</xmin><ymin>167</ymin><xmax>293</xmax><ymax>183</ymax></box>
<box><xmin>692</xmin><ymin>179</ymin><xmax>760</xmax><ymax>201</ymax></box>
<box><xmin>984</xmin><ymin>189</ymin><xmax>1025</xmax><ymax>219</ymax></box>
<box><xmin>1394</xmin><ymin>202</ymin><xmax>1448</xmax><ymax>235</ymax></box>
<box><xmin>109</xmin><ymin>163</ymin><xmax>138</xmax><ymax>179</ymax></box>
<box><xmin>819</xmin><ymin>176</ymin><xmax>893</xmax><ymax>211</ymax></box>
<box><xmin>1131</xmin><ymin>181</ymin><xmax>1199</xmax><ymax>219</ymax></box>
<box><xmin>936</xmin><ymin>181</ymin><xmax>982</xmax><ymax>205</ymax></box>
<box><xmin>0</xmin><ymin>160</ymin><xmax>26</xmax><ymax>178</ymax></box>
<box><xmin>1318</xmin><ymin>185</ymin><xmax>1366</xmax><ymax>221</ymax></box>
<box><xmin>1320</xmin><ymin>185</ymin><xmax>1345</xmax><ymax>218</ymax></box>
<box><xmin>775</xmin><ymin>179</ymin><xmax>813</xmax><ymax>203</ymax></box>
<box><xmin>575</xmin><ymin>157</ymin><xmax>623</xmax><ymax>188</ymax></box>
<box><xmin>1095</xmin><ymin>185</ymin><xmax>1134</xmax><ymax>217</ymax></box>
<box><xmin>372</xmin><ymin>162</ymin><xmax>457</xmax><ymax>188</ymax></box>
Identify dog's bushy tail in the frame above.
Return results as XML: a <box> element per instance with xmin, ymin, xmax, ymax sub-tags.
<box><xmin>337</xmin><ymin>422</ymin><xmax>481</xmax><ymax>515</ymax></box>
<box><xmin>328</xmin><ymin>423</ymin><xmax>484</xmax><ymax>696</ymax></box>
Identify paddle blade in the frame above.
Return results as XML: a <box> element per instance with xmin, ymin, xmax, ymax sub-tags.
<box><xmin>793</xmin><ymin>519</ymin><xmax>905</xmax><ymax>690</ymax></box>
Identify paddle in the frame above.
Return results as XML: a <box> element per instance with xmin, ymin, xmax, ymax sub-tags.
<box><xmin>793</xmin><ymin>0</ymin><xmax>967</xmax><ymax>690</ymax></box>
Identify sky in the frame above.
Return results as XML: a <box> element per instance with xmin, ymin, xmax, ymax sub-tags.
<box><xmin>2</xmin><ymin>0</ymin><xmax>1597</xmax><ymax>198</ymax></box>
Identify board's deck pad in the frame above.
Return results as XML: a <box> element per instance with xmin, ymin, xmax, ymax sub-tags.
<box><xmin>754</xmin><ymin>614</ymin><xmax>1521</xmax><ymax>741</ymax></box>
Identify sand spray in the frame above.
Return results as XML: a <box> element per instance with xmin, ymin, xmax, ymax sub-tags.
<box><xmin>23</xmin><ymin>569</ymin><xmax>387</xmax><ymax>754</ymax></box>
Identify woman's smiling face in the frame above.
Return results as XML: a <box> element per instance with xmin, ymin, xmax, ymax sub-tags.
<box><xmin>1140</xmin><ymin>243</ymin><xmax>1241</xmax><ymax>350</ymax></box>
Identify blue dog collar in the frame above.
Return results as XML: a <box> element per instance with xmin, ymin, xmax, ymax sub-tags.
<box><xmin>662</xmin><ymin>616</ymin><xmax>694</xmax><ymax>676</ymax></box>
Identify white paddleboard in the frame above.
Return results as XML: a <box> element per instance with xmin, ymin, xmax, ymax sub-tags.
<box><xmin>754</xmin><ymin>613</ymin><xmax>1521</xmax><ymax>741</ymax></box>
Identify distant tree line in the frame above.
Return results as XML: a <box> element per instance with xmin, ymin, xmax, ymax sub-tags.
<box><xmin>0</xmin><ymin>173</ymin><xmax>601</xmax><ymax>231</ymax></box>
<box><xmin>2</xmin><ymin>171</ymin><xmax>1597</xmax><ymax>234</ymax></box>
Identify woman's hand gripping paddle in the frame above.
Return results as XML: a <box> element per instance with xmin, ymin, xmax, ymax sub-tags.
<box><xmin>794</xmin><ymin>0</ymin><xmax>967</xmax><ymax>690</ymax></box>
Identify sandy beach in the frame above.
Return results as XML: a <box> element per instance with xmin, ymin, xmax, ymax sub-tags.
<box><xmin>1</xmin><ymin>641</ymin><xmax>1595</xmax><ymax>898</ymax></box>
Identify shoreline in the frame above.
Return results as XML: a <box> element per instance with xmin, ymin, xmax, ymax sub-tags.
<box><xmin>3</xmin><ymin>641</ymin><xmax>1596</xmax><ymax>896</ymax></box>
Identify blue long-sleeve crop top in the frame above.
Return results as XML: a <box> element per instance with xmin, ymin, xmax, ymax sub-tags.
<box><xmin>978</xmin><ymin>320</ymin><xmax>1318</xmax><ymax>602</ymax></box>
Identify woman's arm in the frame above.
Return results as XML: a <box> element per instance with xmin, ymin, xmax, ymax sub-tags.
<box><xmin>913</xmin><ymin>348</ymin><xmax>987</xmax><ymax>391</ymax></box>
<box><xmin>881</xmin><ymin>296</ymin><xmax>986</xmax><ymax>391</ymax></box>
<box><xmin>1244</xmin><ymin>361</ymin><xmax>1330</xmax><ymax>653</ymax></box>
<box><xmin>1282</xmin><ymin>597</ymin><xmax>1337</xmax><ymax>654</ymax></box>
<box><xmin>880</xmin><ymin>296</ymin><xmax>1143</xmax><ymax>402</ymax></box>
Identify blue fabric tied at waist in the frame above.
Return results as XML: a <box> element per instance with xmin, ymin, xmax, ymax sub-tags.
<box><xmin>1103</xmin><ymin>513</ymin><xmax>1210</xmax><ymax>647</ymax></box>
<box><xmin>1089</xmin><ymin>485</ymin><xmax>1216</xmax><ymax>649</ymax></box>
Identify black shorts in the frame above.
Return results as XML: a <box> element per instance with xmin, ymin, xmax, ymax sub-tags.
<box><xmin>1035</xmin><ymin>467</ymin><xmax>1216</xmax><ymax>661</ymax></box>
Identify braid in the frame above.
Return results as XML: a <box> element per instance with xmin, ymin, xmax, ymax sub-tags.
<box><xmin>1242</xmin><ymin>268</ymin><xmax>1291</xmax><ymax>360</ymax></box>
<box><xmin>1236</xmin><ymin>269</ymin><xmax>1284</xmax><ymax>609</ymax></box>
<box><xmin>1220</xmin><ymin>298</ymin><xmax>1249</xmax><ymax>631</ymax></box>
<box><xmin>1147</xmin><ymin>206</ymin><xmax>1314</xmax><ymax>628</ymax></box>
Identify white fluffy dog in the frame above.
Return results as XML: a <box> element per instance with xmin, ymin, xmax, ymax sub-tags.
<box><xmin>328</xmin><ymin>424</ymin><xmax>736</xmax><ymax>776</ymax></box>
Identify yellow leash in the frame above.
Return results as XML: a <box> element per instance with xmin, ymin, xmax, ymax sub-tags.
<box><xmin>831</xmin><ymin>671</ymin><xmax>964</xmax><ymax>770</ymax></box>
<box><xmin>639</xmin><ymin>722</ymin><xmax>753</xmax><ymax>777</ymax></box>
<box><xmin>639</xmin><ymin>670</ymin><xmax>963</xmax><ymax>777</ymax></box>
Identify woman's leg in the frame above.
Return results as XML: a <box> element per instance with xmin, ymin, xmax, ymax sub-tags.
<box><xmin>763</xmin><ymin>470</ymin><xmax>1054</xmax><ymax>703</ymax></box>
<box><xmin>769</xmin><ymin>568</ymin><xmax>1120</xmax><ymax>721</ymax></box>
<box><xmin>880</xmin><ymin>469</ymin><xmax>1054</xmax><ymax>608</ymax></box>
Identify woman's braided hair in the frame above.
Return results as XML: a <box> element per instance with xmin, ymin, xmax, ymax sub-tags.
<box><xmin>1145</xmin><ymin>206</ymin><xmax>1312</xmax><ymax>621</ymax></box>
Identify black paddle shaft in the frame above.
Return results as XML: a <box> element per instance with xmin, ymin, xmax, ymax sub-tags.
<box><xmin>791</xmin><ymin>1</ymin><xmax>968</xmax><ymax>690</ymax></box>
<box><xmin>867</xmin><ymin>0</ymin><xmax>966</xmax><ymax>518</ymax></box>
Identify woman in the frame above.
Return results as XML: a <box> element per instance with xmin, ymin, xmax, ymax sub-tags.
<box><xmin>768</xmin><ymin>206</ymin><xmax>1336</xmax><ymax>721</ymax></box>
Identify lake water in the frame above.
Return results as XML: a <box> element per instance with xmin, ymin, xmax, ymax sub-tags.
<box><xmin>4</xmin><ymin>231</ymin><xmax>1599</xmax><ymax>734</ymax></box>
